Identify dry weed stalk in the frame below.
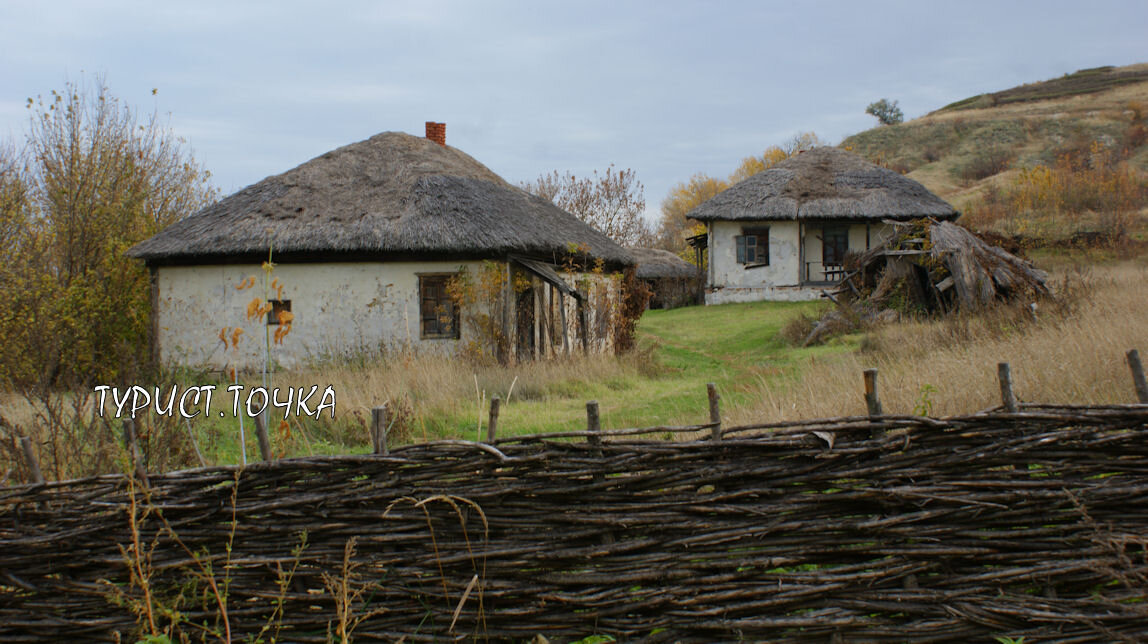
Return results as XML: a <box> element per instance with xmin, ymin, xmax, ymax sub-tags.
<box><xmin>382</xmin><ymin>495</ymin><xmax>490</xmax><ymax>637</ymax></box>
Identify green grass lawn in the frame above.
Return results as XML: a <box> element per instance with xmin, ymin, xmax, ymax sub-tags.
<box><xmin>416</xmin><ymin>299</ymin><xmax>856</xmax><ymax>439</ymax></box>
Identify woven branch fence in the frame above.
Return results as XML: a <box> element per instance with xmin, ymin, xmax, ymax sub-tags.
<box><xmin>2</xmin><ymin>357</ymin><xmax>1148</xmax><ymax>642</ymax></box>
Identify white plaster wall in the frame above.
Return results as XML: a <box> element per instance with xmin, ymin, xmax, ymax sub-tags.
<box><xmin>156</xmin><ymin>260</ymin><xmax>487</xmax><ymax>370</ymax></box>
<box><xmin>709</xmin><ymin>220</ymin><xmax>802</xmax><ymax>290</ymax></box>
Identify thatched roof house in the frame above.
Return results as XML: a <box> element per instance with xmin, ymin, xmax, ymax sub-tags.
<box><xmin>130</xmin><ymin>126</ymin><xmax>633</xmax><ymax>368</ymax></box>
<box><xmin>630</xmin><ymin>248</ymin><xmax>700</xmax><ymax>309</ymax></box>
<box><xmin>686</xmin><ymin>147</ymin><xmax>959</xmax><ymax>304</ymax></box>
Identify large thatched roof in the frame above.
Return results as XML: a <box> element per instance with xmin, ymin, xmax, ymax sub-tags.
<box><xmin>630</xmin><ymin>248</ymin><xmax>698</xmax><ymax>279</ymax></box>
<box><xmin>686</xmin><ymin>147</ymin><xmax>958</xmax><ymax>222</ymax></box>
<box><xmin>128</xmin><ymin>132</ymin><xmax>632</xmax><ymax>266</ymax></box>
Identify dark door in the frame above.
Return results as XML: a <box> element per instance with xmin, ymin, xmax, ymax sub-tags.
<box><xmin>515</xmin><ymin>285</ymin><xmax>535</xmax><ymax>361</ymax></box>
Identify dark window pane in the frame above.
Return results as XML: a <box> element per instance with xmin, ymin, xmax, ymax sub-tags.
<box><xmin>823</xmin><ymin>227</ymin><xmax>849</xmax><ymax>266</ymax></box>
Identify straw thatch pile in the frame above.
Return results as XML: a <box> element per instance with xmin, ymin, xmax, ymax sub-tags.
<box><xmin>127</xmin><ymin>132</ymin><xmax>631</xmax><ymax>267</ymax></box>
<box><xmin>841</xmin><ymin>219</ymin><xmax>1049</xmax><ymax>312</ymax></box>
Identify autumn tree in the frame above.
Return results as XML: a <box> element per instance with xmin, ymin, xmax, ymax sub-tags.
<box><xmin>0</xmin><ymin>79</ymin><xmax>216</xmax><ymax>388</ymax></box>
<box><xmin>657</xmin><ymin>173</ymin><xmax>729</xmax><ymax>253</ymax></box>
<box><xmin>522</xmin><ymin>164</ymin><xmax>648</xmax><ymax>247</ymax></box>
<box><xmin>866</xmin><ymin>98</ymin><xmax>904</xmax><ymax>126</ymax></box>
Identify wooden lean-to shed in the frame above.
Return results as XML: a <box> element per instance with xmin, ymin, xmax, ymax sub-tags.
<box><xmin>127</xmin><ymin>124</ymin><xmax>633</xmax><ymax>369</ymax></box>
<box><xmin>686</xmin><ymin>147</ymin><xmax>959</xmax><ymax>304</ymax></box>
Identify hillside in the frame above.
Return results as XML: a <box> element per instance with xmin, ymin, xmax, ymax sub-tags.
<box><xmin>841</xmin><ymin>63</ymin><xmax>1148</xmax><ymax>242</ymax></box>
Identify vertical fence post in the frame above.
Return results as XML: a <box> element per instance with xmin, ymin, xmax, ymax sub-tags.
<box><xmin>1128</xmin><ymin>349</ymin><xmax>1148</xmax><ymax>404</ymax></box>
<box><xmin>998</xmin><ymin>362</ymin><xmax>1019</xmax><ymax>413</ymax></box>
<box><xmin>253</xmin><ymin>412</ymin><xmax>273</xmax><ymax>462</ymax></box>
<box><xmin>371</xmin><ymin>405</ymin><xmax>389</xmax><ymax>455</ymax></box>
<box><xmin>585</xmin><ymin>399</ymin><xmax>614</xmax><ymax>544</ymax></box>
<box><xmin>487</xmin><ymin>396</ymin><xmax>501</xmax><ymax>443</ymax></box>
<box><xmin>707</xmin><ymin>383</ymin><xmax>722</xmax><ymax>441</ymax></box>
<box><xmin>122</xmin><ymin>419</ymin><xmax>149</xmax><ymax>485</ymax></box>
<box><xmin>19</xmin><ymin>436</ymin><xmax>44</xmax><ymax>485</ymax></box>
<box><xmin>586</xmin><ymin>400</ymin><xmax>601</xmax><ymax>447</ymax></box>
<box><xmin>863</xmin><ymin>369</ymin><xmax>883</xmax><ymax>416</ymax></box>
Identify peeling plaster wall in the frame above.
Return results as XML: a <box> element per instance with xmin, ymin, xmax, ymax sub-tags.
<box><xmin>156</xmin><ymin>261</ymin><xmax>487</xmax><ymax>370</ymax></box>
<box><xmin>705</xmin><ymin>220</ymin><xmax>898</xmax><ymax>304</ymax></box>
<box><xmin>707</xmin><ymin>220</ymin><xmax>807</xmax><ymax>304</ymax></box>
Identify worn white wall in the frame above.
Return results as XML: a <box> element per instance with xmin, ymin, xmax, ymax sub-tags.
<box><xmin>706</xmin><ymin>220</ymin><xmax>898</xmax><ymax>304</ymax></box>
<box><xmin>156</xmin><ymin>260</ymin><xmax>487</xmax><ymax>370</ymax></box>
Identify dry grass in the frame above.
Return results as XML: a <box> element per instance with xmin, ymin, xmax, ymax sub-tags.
<box><xmin>279</xmin><ymin>350</ymin><xmax>656</xmax><ymax>444</ymax></box>
<box><xmin>729</xmin><ymin>261</ymin><xmax>1148</xmax><ymax>424</ymax></box>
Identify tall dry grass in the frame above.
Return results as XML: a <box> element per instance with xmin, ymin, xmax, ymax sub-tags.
<box><xmin>730</xmin><ymin>261</ymin><xmax>1148</xmax><ymax>424</ymax></box>
<box><xmin>279</xmin><ymin>350</ymin><xmax>656</xmax><ymax>444</ymax></box>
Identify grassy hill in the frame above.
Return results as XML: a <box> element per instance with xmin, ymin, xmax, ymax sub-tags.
<box><xmin>841</xmin><ymin>63</ymin><xmax>1148</xmax><ymax>242</ymax></box>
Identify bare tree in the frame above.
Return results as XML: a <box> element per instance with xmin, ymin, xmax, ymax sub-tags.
<box><xmin>522</xmin><ymin>164</ymin><xmax>647</xmax><ymax>247</ymax></box>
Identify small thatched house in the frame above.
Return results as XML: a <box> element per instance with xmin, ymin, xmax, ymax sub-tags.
<box><xmin>686</xmin><ymin>147</ymin><xmax>959</xmax><ymax>304</ymax></box>
<box><xmin>630</xmin><ymin>248</ymin><xmax>700</xmax><ymax>309</ymax></box>
<box><xmin>128</xmin><ymin>125</ymin><xmax>633</xmax><ymax>369</ymax></box>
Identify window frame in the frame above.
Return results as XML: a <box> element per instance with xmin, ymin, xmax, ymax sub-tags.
<box><xmin>735</xmin><ymin>226</ymin><xmax>770</xmax><ymax>266</ymax></box>
<box><xmin>418</xmin><ymin>273</ymin><xmax>461</xmax><ymax>340</ymax></box>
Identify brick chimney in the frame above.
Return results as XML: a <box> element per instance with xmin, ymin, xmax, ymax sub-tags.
<box><xmin>425</xmin><ymin>121</ymin><xmax>446</xmax><ymax>146</ymax></box>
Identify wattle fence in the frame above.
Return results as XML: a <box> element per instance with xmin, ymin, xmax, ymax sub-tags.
<box><xmin>2</xmin><ymin>357</ymin><xmax>1148</xmax><ymax>642</ymax></box>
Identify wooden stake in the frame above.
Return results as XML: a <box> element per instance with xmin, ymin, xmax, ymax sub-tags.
<box><xmin>253</xmin><ymin>412</ymin><xmax>273</xmax><ymax>462</ymax></box>
<box><xmin>1128</xmin><ymin>349</ymin><xmax>1148</xmax><ymax>404</ymax></box>
<box><xmin>863</xmin><ymin>369</ymin><xmax>883</xmax><ymax>416</ymax></box>
<box><xmin>19</xmin><ymin>436</ymin><xmax>44</xmax><ymax>485</ymax></box>
<box><xmin>487</xmin><ymin>396</ymin><xmax>501</xmax><ymax>443</ymax></box>
<box><xmin>998</xmin><ymin>362</ymin><xmax>1019</xmax><ymax>413</ymax></box>
<box><xmin>122</xmin><ymin>419</ymin><xmax>149</xmax><ymax>485</ymax></box>
<box><xmin>371</xmin><ymin>405</ymin><xmax>389</xmax><ymax>455</ymax></box>
<box><xmin>707</xmin><ymin>383</ymin><xmax>722</xmax><ymax>441</ymax></box>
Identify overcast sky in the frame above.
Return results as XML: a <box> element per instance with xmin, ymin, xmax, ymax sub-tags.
<box><xmin>2</xmin><ymin>1</ymin><xmax>1146</xmax><ymax>222</ymax></box>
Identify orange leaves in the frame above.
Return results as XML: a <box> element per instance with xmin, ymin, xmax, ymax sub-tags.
<box><xmin>245</xmin><ymin>297</ymin><xmax>272</xmax><ymax>323</ymax></box>
<box><xmin>273</xmin><ymin>310</ymin><xmax>294</xmax><ymax>345</ymax></box>
<box><xmin>275</xmin><ymin>419</ymin><xmax>291</xmax><ymax>458</ymax></box>
<box><xmin>235</xmin><ymin>275</ymin><xmax>256</xmax><ymax>290</ymax></box>
<box><xmin>219</xmin><ymin>326</ymin><xmax>245</xmax><ymax>349</ymax></box>
<box><xmin>270</xmin><ymin>278</ymin><xmax>284</xmax><ymax>301</ymax></box>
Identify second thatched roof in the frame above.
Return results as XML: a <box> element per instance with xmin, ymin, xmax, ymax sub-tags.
<box><xmin>128</xmin><ymin>132</ymin><xmax>632</xmax><ymax>267</ymax></box>
<box><xmin>630</xmin><ymin>248</ymin><xmax>698</xmax><ymax>279</ymax></box>
<box><xmin>687</xmin><ymin>147</ymin><xmax>958</xmax><ymax>222</ymax></box>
